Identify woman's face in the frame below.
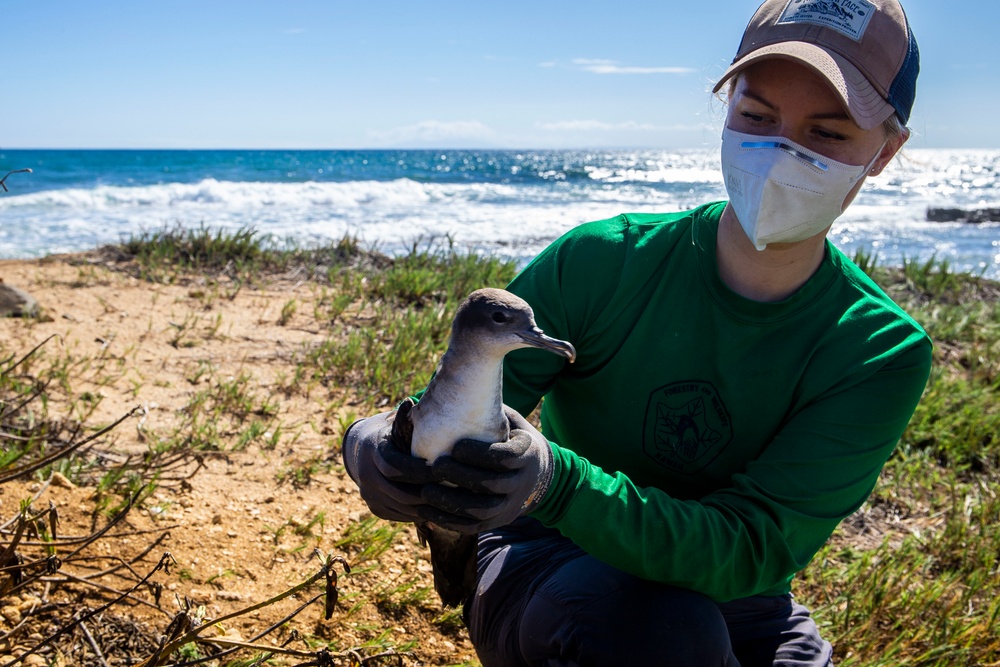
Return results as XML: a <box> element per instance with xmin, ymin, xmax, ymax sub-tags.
<box><xmin>726</xmin><ymin>59</ymin><xmax>906</xmax><ymax>192</ymax></box>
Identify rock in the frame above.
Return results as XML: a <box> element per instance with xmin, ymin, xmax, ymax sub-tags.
<box><xmin>0</xmin><ymin>606</ymin><xmax>21</xmax><ymax>624</ymax></box>
<box><xmin>967</xmin><ymin>208</ymin><xmax>1000</xmax><ymax>223</ymax></box>
<box><xmin>49</xmin><ymin>472</ymin><xmax>76</xmax><ymax>489</ymax></box>
<box><xmin>927</xmin><ymin>207</ymin><xmax>1000</xmax><ymax>223</ymax></box>
<box><xmin>0</xmin><ymin>283</ymin><xmax>38</xmax><ymax>318</ymax></box>
<box><xmin>17</xmin><ymin>596</ymin><xmax>41</xmax><ymax>613</ymax></box>
<box><xmin>187</xmin><ymin>589</ymin><xmax>212</xmax><ymax>603</ymax></box>
<box><xmin>926</xmin><ymin>207</ymin><xmax>965</xmax><ymax>222</ymax></box>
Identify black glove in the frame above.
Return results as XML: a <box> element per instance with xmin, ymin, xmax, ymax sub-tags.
<box><xmin>419</xmin><ymin>406</ymin><xmax>555</xmax><ymax>533</ymax></box>
<box><xmin>341</xmin><ymin>411</ymin><xmax>437</xmax><ymax>523</ymax></box>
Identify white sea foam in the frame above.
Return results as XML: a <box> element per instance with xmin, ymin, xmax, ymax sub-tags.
<box><xmin>1</xmin><ymin>148</ymin><xmax>998</xmax><ymax>277</ymax></box>
<box><xmin>0</xmin><ymin>176</ymin><xmax>695</xmax><ymax>250</ymax></box>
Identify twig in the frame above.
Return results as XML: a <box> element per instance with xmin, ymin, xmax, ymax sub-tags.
<box><xmin>0</xmin><ymin>168</ymin><xmax>32</xmax><ymax>192</ymax></box>
<box><xmin>79</xmin><ymin>618</ymin><xmax>112</xmax><ymax>667</ymax></box>
<box><xmin>140</xmin><ymin>553</ymin><xmax>350</xmax><ymax>667</ymax></box>
<box><xmin>61</xmin><ymin>484</ymin><xmax>145</xmax><ymax>562</ymax></box>
<box><xmin>0</xmin><ymin>478</ymin><xmax>53</xmax><ymax>530</ymax></box>
<box><xmin>157</xmin><ymin>628</ymin><xmax>408</xmax><ymax>667</ymax></box>
<box><xmin>0</xmin><ymin>380</ymin><xmax>50</xmax><ymax>426</ymax></box>
<box><xmin>5</xmin><ymin>551</ymin><xmax>175</xmax><ymax>667</ymax></box>
<box><xmin>0</xmin><ymin>553</ymin><xmax>60</xmax><ymax>578</ymax></box>
<box><xmin>295</xmin><ymin>648</ymin><xmax>409</xmax><ymax>667</ymax></box>
<box><xmin>187</xmin><ymin>636</ymin><xmax>317</xmax><ymax>657</ymax></box>
<box><xmin>0</xmin><ymin>405</ymin><xmax>142</xmax><ymax>484</ymax></box>
<box><xmin>247</xmin><ymin>591</ymin><xmax>324</xmax><ymax>643</ymax></box>
<box><xmin>162</xmin><ymin>593</ymin><xmax>325</xmax><ymax>667</ymax></box>
<box><xmin>0</xmin><ymin>611</ymin><xmax>32</xmax><ymax>643</ymax></box>
<box><xmin>0</xmin><ymin>333</ymin><xmax>60</xmax><ymax>377</ymax></box>
<box><xmin>9</xmin><ymin>525</ymin><xmax>175</xmax><ymax>549</ymax></box>
<box><xmin>5</xmin><ymin>487</ymin><xmax>147</xmax><ymax>599</ymax></box>
<box><xmin>71</xmin><ymin>531</ymin><xmax>172</xmax><ymax>580</ymax></box>
<box><xmin>38</xmin><ymin>569</ymin><xmax>169</xmax><ymax>613</ymax></box>
<box><xmin>0</xmin><ymin>512</ymin><xmax>29</xmax><ymax>576</ymax></box>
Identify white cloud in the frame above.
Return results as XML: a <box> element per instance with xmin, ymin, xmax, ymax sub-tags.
<box><xmin>367</xmin><ymin>120</ymin><xmax>497</xmax><ymax>147</ymax></box>
<box><xmin>571</xmin><ymin>58</ymin><xmax>694</xmax><ymax>75</ymax></box>
<box><xmin>537</xmin><ymin>120</ymin><xmax>671</xmax><ymax>132</ymax></box>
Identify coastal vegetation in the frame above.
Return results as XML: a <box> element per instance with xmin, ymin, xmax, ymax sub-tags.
<box><xmin>1</xmin><ymin>225</ymin><xmax>997</xmax><ymax>666</ymax></box>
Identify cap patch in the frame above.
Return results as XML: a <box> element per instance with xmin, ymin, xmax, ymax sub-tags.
<box><xmin>777</xmin><ymin>0</ymin><xmax>876</xmax><ymax>41</ymax></box>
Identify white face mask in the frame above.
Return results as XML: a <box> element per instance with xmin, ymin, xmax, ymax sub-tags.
<box><xmin>721</xmin><ymin>127</ymin><xmax>881</xmax><ymax>251</ymax></box>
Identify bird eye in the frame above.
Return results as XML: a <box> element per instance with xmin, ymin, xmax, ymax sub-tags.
<box><xmin>492</xmin><ymin>312</ymin><xmax>508</xmax><ymax>323</ymax></box>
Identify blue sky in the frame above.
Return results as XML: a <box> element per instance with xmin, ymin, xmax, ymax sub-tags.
<box><xmin>3</xmin><ymin>1</ymin><xmax>995</xmax><ymax>150</ymax></box>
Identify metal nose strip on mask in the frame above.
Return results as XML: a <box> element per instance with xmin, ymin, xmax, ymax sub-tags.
<box><xmin>739</xmin><ymin>141</ymin><xmax>829</xmax><ymax>172</ymax></box>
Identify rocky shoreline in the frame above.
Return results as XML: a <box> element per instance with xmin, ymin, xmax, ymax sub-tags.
<box><xmin>926</xmin><ymin>206</ymin><xmax>1000</xmax><ymax>223</ymax></box>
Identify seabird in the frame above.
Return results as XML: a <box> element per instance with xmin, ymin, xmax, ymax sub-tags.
<box><xmin>390</xmin><ymin>287</ymin><xmax>576</xmax><ymax>606</ymax></box>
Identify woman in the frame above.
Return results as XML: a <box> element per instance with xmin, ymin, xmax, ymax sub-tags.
<box><xmin>343</xmin><ymin>0</ymin><xmax>931</xmax><ymax>664</ymax></box>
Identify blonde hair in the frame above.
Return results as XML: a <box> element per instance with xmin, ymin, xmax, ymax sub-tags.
<box><xmin>880</xmin><ymin>113</ymin><xmax>907</xmax><ymax>141</ymax></box>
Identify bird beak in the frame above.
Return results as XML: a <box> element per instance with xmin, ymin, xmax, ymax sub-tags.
<box><xmin>517</xmin><ymin>327</ymin><xmax>577</xmax><ymax>363</ymax></box>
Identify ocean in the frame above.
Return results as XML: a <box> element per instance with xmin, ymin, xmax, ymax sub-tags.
<box><xmin>1</xmin><ymin>148</ymin><xmax>998</xmax><ymax>278</ymax></box>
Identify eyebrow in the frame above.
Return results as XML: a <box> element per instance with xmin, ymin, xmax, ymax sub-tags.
<box><xmin>741</xmin><ymin>89</ymin><xmax>852</xmax><ymax>122</ymax></box>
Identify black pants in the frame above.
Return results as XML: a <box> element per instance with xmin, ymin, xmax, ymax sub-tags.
<box><xmin>465</xmin><ymin>518</ymin><xmax>833</xmax><ymax>667</ymax></box>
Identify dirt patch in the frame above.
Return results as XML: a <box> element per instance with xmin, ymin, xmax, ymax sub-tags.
<box><xmin>0</xmin><ymin>255</ymin><xmax>476</xmax><ymax>666</ymax></box>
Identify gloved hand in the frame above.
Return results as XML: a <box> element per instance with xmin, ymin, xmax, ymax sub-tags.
<box><xmin>419</xmin><ymin>406</ymin><xmax>555</xmax><ymax>533</ymax></box>
<box><xmin>341</xmin><ymin>411</ymin><xmax>437</xmax><ymax>523</ymax></box>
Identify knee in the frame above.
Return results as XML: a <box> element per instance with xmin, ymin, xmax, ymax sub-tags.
<box><xmin>655</xmin><ymin>589</ymin><xmax>734</xmax><ymax>666</ymax></box>
<box><xmin>608</xmin><ymin>586</ymin><xmax>732</xmax><ymax>666</ymax></box>
<box><xmin>520</xmin><ymin>570</ymin><xmax>734</xmax><ymax>666</ymax></box>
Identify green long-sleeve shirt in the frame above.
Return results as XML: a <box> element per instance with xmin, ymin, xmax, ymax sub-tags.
<box><xmin>502</xmin><ymin>201</ymin><xmax>932</xmax><ymax>602</ymax></box>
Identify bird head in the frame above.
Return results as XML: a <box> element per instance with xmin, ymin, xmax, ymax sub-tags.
<box><xmin>452</xmin><ymin>288</ymin><xmax>576</xmax><ymax>363</ymax></box>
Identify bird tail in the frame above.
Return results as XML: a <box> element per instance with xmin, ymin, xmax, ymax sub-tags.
<box><xmin>416</xmin><ymin>523</ymin><xmax>478</xmax><ymax>608</ymax></box>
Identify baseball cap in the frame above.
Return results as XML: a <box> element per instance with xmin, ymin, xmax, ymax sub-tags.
<box><xmin>713</xmin><ymin>0</ymin><xmax>919</xmax><ymax>130</ymax></box>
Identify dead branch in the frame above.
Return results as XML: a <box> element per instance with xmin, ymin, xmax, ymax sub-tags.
<box><xmin>0</xmin><ymin>405</ymin><xmax>142</xmax><ymax>484</ymax></box>
<box><xmin>4</xmin><ymin>551</ymin><xmax>176</xmax><ymax>667</ymax></box>
<box><xmin>78</xmin><ymin>618</ymin><xmax>112</xmax><ymax>667</ymax></box>
<box><xmin>0</xmin><ymin>168</ymin><xmax>31</xmax><ymax>193</ymax></box>
<box><xmin>140</xmin><ymin>552</ymin><xmax>351</xmax><ymax>667</ymax></box>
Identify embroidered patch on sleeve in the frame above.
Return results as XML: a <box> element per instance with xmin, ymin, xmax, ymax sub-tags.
<box><xmin>777</xmin><ymin>0</ymin><xmax>876</xmax><ymax>41</ymax></box>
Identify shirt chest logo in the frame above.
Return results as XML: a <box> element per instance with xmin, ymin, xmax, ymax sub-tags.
<box><xmin>642</xmin><ymin>381</ymin><xmax>733</xmax><ymax>475</ymax></box>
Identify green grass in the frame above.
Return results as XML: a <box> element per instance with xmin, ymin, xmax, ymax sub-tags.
<box><xmin>802</xmin><ymin>251</ymin><xmax>1000</xmax><ymax>665</ymax></box>
<box><xmin>299</xmin><ymin>239</ymin><xmax>517</xmax><ymax>408</ymax></box>
<box><xmin>114</xmin><ymin>223</ymin><xmax>368</xmax><ymax>286</ymax></box>
<box><xmin>119</xmin><ymin>223</ymin><xmax>267</xmax><ymax>283</ymax></box>
<box><xmin>333</xmin><ymin>516</ymin><xmax>405</xmax><ymax>566</ymax></box>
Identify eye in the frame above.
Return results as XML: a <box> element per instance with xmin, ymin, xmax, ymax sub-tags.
<box><xmin>740</xmin><ymin>111</ymin><xmax>766</xmax><ymax>123</ymax></box>
<box><xmin>491</xmin><ymin>312</ymin><xmax>508</xmax><ymax>324</ymax></box>
<box><xmin>815</xmin><ymin>128</ymin><xmax>847</xmax><ymax>141</ymax></box>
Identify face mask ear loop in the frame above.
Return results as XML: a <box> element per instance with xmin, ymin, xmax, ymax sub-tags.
<box><xmin>863</xmin><ymin>142</ymin><xmax>888</xmax><ymax>179</ymax></box>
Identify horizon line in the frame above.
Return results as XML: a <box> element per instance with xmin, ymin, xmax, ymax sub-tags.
<box><xmin>3</xmin><ymin>144</ymin><xmax>994</xmax><ymax>152</ymax></box>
